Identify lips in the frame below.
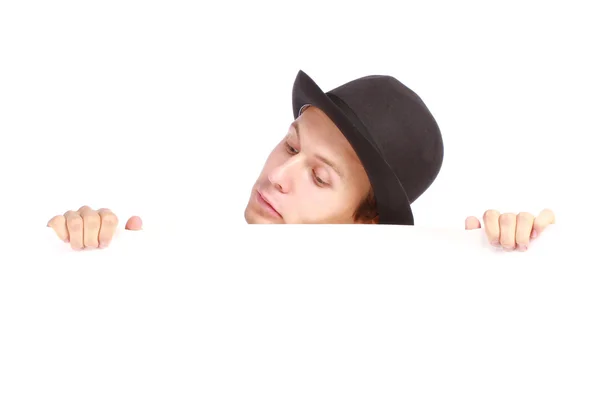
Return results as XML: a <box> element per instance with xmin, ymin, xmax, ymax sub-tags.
<box><xmin>257</xmin><ymin>190</ymin><xmax>282</xmax><ymax>218</ymax></box>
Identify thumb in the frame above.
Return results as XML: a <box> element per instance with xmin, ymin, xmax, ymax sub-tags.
<box><xmin>465</xmin><ymin>216</ymin><xmax>481</xmax><ymax>230</ymax></box>
<box><xmin>125</xmin><ymin>216</ymin><xmax>143</xmax><ymax>230</ymax></box>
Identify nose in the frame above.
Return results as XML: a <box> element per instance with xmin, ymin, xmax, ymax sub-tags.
<box><xmin>268</xmin><ymin>158</ymin><xmax>298</xmax><ymax>194</ymax></box>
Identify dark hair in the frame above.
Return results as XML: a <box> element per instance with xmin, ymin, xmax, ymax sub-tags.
<box><xmin>353</xmin><ymin>187</ymin><xmax>378</xmax><ymax>222</ymax></box>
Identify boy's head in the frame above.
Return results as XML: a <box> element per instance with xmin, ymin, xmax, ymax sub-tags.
<box><xmin>244</xmin><ymin>106</ymin><xmax>379</xmax><ymax>224</ymax></box>
<box><xmin>244</xmin><ymin>70</ymin><xmax>444</xmax><ymax>225</ymax></box>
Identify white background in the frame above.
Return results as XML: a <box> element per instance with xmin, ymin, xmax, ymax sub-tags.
<box><xmin>1</xmin><ymin>0</ymin><xmax>599</xmax><ymax>401</ymax></box>
<box><xmin>1</xmin><ymin>0</ymin><xmax>598</xmax><ymax>229</ymax></box>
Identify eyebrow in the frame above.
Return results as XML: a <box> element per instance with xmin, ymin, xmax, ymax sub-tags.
<box><xmin>291</xmin><ymin>121</ymin><xmax>345</xmax><ymax>179</ymax></box>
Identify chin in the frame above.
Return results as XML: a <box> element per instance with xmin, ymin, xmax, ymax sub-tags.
<box><xmin>243</xmin><ymin>205</ymin><xmax>277</xmax><ymax>224</ymax></box>
<box><xmin>244</xmin><ymin>209</ymin><xmax>256</xmax><ymax>224</ymax></box>
<box><xmin>243</xmin><ymin>205</ymin><xmax>255</xmax><ymax>224</ymax></box>
<box><xmin>246</xmin><ymin>216</ymin><xmax>278</xmax><ymax>224</ymax></box>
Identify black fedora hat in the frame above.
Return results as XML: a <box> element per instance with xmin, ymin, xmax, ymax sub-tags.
<box><xmin>292</xmin><ymin>70</ymin><xmax>444</xmax><ymax>225</ymax></box>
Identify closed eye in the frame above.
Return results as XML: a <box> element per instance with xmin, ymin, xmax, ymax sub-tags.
<box><xmin>285</xmin><ymin>142</ymin><xmax>299</xmax><ymax>154</ymax></box>
<box><xmin>285</xmin><ymin>140</ymin><xmax>329</xmax><ymax>187</ymax></box>
<box><xmin>313</xmin><ymin>170</ymin><xmax>328</xmax><ymax>187</ymax></box>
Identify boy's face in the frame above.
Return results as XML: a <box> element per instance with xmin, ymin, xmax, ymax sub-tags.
<box><xmin>244</xmin><ymin>106</ymin><xmax>373</xmax><ymax>224</ymax></box>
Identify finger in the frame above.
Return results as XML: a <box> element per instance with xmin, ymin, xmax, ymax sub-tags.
<box><xmin>532</xmin><ymin>208</ymin><xmax>556</xmax><ymax>238</ymax></box>
<box><xmin>499</xmin><ymin>213</ymin><xmax>517</xmax><ymax>250</ymax></box>
<box><xmin>515</xmin><ymin>212</ymin><xmax>535</xmax><ymax>251</ymax></box>
<box><xmin>81</xmin><ymin>209</ymin><xmax>101</xmax><ymax>249</ymax></box>
<box><xmin>465</xmin><ymin>216</ymin><xmax>481</xmax><ymax>230</ymax></box>
<box><xmin>125</xmin><ymin>216</ymin><xmax>143</xmax><ymax>231</ymax></box>
<box><xmin>64</xmin><ymin>210</ymin><xmax>84</xmax><ymax>250</ymax></box>
<box><xmin>482</xmin><ymin>209</ymin><xmax>501</xmax><ymax>245</ymax></box>
<box><xmin>98</xmin><ymin>208</ymin><xmax>119</xmax><ymax>248</ymax></box>
<box><xmin>78</xmin><ymin>205</ymin><xmax>94</xmax><ymax>214</ymax></box>
<box><xmin>47</xmin><ymin>215</ymin><xmax>69</xmax><ymax>242</ymax></box>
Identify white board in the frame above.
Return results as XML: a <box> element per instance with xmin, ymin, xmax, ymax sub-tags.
<box><xmin>1</xmin><ymin>223</ymin><xmax>598</xmax><ymax>402</ymax></box>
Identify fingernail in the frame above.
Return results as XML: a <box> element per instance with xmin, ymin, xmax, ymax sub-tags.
<box><xmin>491</xmin><ymin>240</ymin><xmax>500</xmax><ymax>246</ymax></box>
<box><xmin>531</xmin><ymin>230</ymin><xmax>537</xmax><ymax>239</ymax></box>
<box><xmin>518</xmin><ymin>244</ymin><xmax>528</xmax><ymax>251</ymax></box>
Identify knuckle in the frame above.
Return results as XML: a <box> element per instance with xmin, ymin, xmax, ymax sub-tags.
<box><xmin>47</xmin><ymin>215</ymin><xmax>62</xmax><ymax>226</ymax></box>
<box><xmin>488</xmin><ymin>237</ymin><xmax>500</xmax><ymax>246</ymax></box>
<box><xmin>84</xmin><ymin>239</ymin><xmax>99</xmax><ymax>248</ymax></box>
<box><xmin>70</xmin><ymin>242</ymin><xmax>83</xmax><ymax>250</ymax></box>
<box><xmin>66</xmin><ymin>216</ymin><xmax>82</xmax><ymax>229</ymax></box>
<box><xmin>517</xmin><ymin>212</ymin><xmax>534</xmax><ymax>221</ymax></box>
<box><xmin>500</xmin><ymin>237</ymin><xmax>516</xmax><ymax>249</ymax></box>
<box><xmin>483</xmin><ymin>209</ymin><xmax>499</xmax><ymax>219</ymax></box>
<box><xmin>82</xmin><ymin>213</ymin><xmax>100</xmax><ymax>226</ymax></box>
<box><xmin>516</xmin><ymin>229</ymin><xmax>531</xmax><ymax>242</ymax></box>
<box><xmin>102</xmin><ymin>213</ymin><xmax>118</xmax><ymax>226</ymax></box>
<box><xmin>499</xmin><ymin>213</ymin><xmax>516</xmax><ymax>224</ymax></box>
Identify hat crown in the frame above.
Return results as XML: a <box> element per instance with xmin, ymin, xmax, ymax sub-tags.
<box><xmin>326</xmin><ymin>75</ymin><xmax>443</xmax><ymax>204</ymax></box>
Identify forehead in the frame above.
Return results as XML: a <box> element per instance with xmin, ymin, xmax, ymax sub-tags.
<box><xmin>292</xmin><ymin>106</ymin><xmax>362</xmax><ymax>167</ymax></box>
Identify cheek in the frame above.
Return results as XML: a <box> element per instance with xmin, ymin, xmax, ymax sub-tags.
<box><xmin>294</xmin><ymin>188</ymin><xmax>357</xmax><ymax>222</ymax></box>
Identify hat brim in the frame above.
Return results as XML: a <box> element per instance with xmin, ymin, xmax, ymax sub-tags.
<box><xmin>292</xmin><ymin>70</ymin><xmax>414</xmax><ymax>225</ymax></box>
